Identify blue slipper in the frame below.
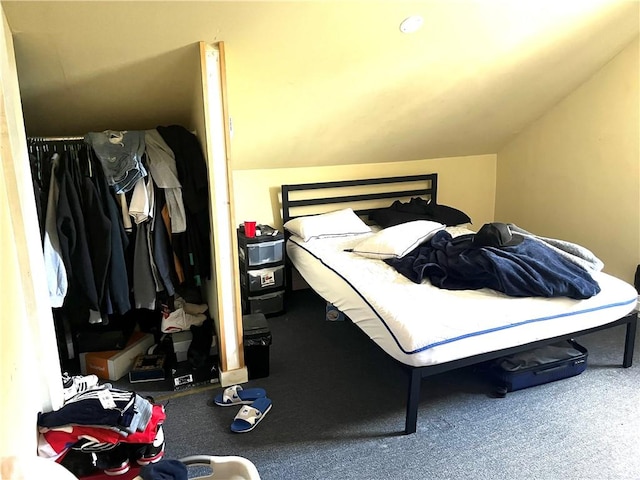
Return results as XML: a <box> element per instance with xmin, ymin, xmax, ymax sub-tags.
<box><xmin>214</xmin><ymin>385</ymin><xmax>266</xmax><ymax>407</ymax></box>
<box><xmin>230</xmin><ymin>397</ymin><xmax>272</xmax><ymax>433</ymax></box>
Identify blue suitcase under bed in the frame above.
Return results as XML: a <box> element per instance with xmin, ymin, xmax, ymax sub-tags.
<box><xmin>483</xmin><ymin>339</ymin><xmax>588</xmax><ymax>396</ymax></box>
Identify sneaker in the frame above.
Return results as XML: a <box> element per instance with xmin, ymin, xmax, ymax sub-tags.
<box><xmin>103</xmin><ymin>460</ymin><xmax>130</xmax><ymax>477</ymax></box>
<box><xmin>62</xmin><ymin>373</ymin><xmax>99</xmax><ymax>401</ymax></box>
<box><xmin>160</xmin><ymin>308</ymin><xmax>206</xmax><ymax>333</ymax></box>
<box><xmin>175</xmin><ymin>295</ymin><xmax>208</xmax><ymax>315</ymax></box>
<box><xmin>136</xmin><ymin>424</ymin><xmax>165</xmax><ymax>466</ymax></box>
<box><xmin>94</xmin><ymin>446</ymin><xmax>130</xmax><ymax>476</ymax></box>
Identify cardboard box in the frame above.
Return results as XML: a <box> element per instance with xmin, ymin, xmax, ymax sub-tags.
<box><xmin>169</xmin><ymin>356</ymin><xmax>220</xmax><ymax>391</ymax></box>
<box><xmin>128</xmin><ymin>354</ymin><xmax>166</xmax><ymax>383</ymax></box>
<box><xmin>80</xmin><ymin>332</ymin><xmax>155</xmax><ymax>381</ymax></box>
<box><xmin>171</xmin><ymin>330</ymin><xmax>218</xmax><ymax>363</ymax></box>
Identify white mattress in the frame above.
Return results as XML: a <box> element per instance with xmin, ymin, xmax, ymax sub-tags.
<box><xmin>287</xmin><ymin>230</ymin><xmax>638</xmax><ymax>367</ymax></box>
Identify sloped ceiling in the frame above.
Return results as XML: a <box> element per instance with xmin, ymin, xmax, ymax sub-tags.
<box><xmin>2</xmin><ymin>1</ymin><xmax>639</xmax><ymax>170</ymax></box>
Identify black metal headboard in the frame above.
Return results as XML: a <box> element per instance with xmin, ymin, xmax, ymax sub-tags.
<box><xmin>281</xmin><ymin>173</ymin><xmax>438</xmax><ymax>224</ymax></box>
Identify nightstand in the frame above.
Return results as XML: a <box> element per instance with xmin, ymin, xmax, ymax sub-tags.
<box><xmin>237</xmin><ymin>226</ymin><xmax>285</xmax><ymax>316</ymax></box>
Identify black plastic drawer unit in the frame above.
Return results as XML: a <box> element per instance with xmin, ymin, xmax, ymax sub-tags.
<box><xmin>238</xmin><ymin>226</ymin><xmax>286</xmax><ymax>316</ymax></box>
<box><xmin>242</xmin><ymin>290</ymin><xmax>285</xmax><ymax>316</ymax></box>
<box><xmin>240</xmin><ymin>265</ymin><xmax>285</xmax><ymax>293</ymax></box>
<box><xmin>238</xmin><ymin>234</ymin><xmax>284</xmax><ymax>267</ymax></box>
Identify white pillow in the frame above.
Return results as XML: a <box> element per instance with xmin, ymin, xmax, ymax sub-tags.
<box><xmin>351</xmin><ymin>220</ymin><xmax>445</xmax><ymax>259</ymax></box>
<box><xmin>284</xmin><ymin>208</ymin><xmax>371</xmax><ymax>242</ymax></box>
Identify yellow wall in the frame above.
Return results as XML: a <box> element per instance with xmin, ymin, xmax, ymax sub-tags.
<box><xmin>232</xmin><ymin>154</ymin><xmax>497</xmax><ymax>232</ymax></box>
<box><xmin>0</xmin><ymin>7</ymin><xmax>64</xmax><ymax>458</ymax></box>
<box><xmin>0</xmin><ymin>145</ymin><xmax>37</xmax><ymax>457</ymax></box>
<box><xmin>496</xmin><ymin>37</ymin><xmax>639</xmax><ymax>282</ymax></box>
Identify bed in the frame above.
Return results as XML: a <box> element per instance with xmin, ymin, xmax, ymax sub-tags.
<box><xmin>281</xmin><ymin>173</ymin><xmax>638</xmax><ymax>434</ymax></box>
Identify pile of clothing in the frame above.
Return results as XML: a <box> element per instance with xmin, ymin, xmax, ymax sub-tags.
<box><xmin>37</xmin><ymin>373</ymin><xmax>166</xmax><ymax>477</ymax></box>
<box><xmin>386</xmin><ymin>222</ymin><xmax>603</xmax><ymax>299</ymax></box>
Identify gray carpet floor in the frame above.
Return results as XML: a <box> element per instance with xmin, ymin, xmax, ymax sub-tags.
<box><xmin>135</xmin><ymin>289</ymin><xmax>640</xmax><ymax>480</ymax></box>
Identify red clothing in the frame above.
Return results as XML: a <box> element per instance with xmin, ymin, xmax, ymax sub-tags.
<box><xmin>42</xmin><ymin>404</ymin><xmax>166</xmax><ymax>454</ymax></box>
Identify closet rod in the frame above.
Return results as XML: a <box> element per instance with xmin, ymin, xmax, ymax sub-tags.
<box><xmin>28</xmin><ymin>136</ymin><xmax>85</xmax><ymax>142</ymax></box>
<box><xmin>28</xmin><ymin>130</ymin><xmax>197</xmax><ymax>142</ymax></box>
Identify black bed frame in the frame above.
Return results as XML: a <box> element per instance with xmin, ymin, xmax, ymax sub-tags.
<box><xmin>281</xmin><ymin>173</ymin><xmax>638</xmax><ymax>435</ymax></box>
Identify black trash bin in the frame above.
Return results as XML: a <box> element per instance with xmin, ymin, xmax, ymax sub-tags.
<box><xmin>243</xmin><ymin>313</ymin><xmax>272</xmax><ymax>379</ymax></box>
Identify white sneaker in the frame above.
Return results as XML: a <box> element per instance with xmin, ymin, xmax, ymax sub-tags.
<box><xmin>174</xmin><ymin>296</ymin><xmax>208</xmax><ymax>315</ymax></box>
<box><xmin>62</xmin><ymin>373</ymin><xmax>99</xmax><ymax>401</ymax></box>
<box><xmin>161</xmin><ymin>308</ymin><xmax>206</xmax><ymax>333</ymax></box>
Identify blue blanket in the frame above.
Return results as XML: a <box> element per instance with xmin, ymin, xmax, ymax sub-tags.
<box><xmin>385</xmin><ymin>230</ymin><xmax>601</xmax><ymax>299</ymax></box>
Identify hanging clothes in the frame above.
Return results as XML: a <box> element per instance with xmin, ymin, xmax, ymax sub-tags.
<box><xmin>29</xmin><ymin>152</ymin><xmax>46</xmax><ymax>242</ymax></box>
<box><xmin>55</xmin><ymin>151</ymin><xmax>100</xmax><ymax>313</ymax></box>
<box><xmin>85</xmin><ymin>130</ymin><xmax>147</xmax><ymax>194</ymax></box>
<box><xmin>43</xmin><ymin>153</ymin><xmax>68</xmax><ymax>308</ymax></box>
<box><xmin>156</xmin><ymin>125</ymin><xmax>211</xmax><ymax>287</ymax></box>
<box><xmin>29</xmin><ymin>125</ymin><xmax>207</xmax><ymax>336</ymax></box>
<box><xmin>117</xmin><ymin>193</ymin><xmax>133</xmax><ymax>233</ymax></box>
<box><xmin>144</xmin><ymin>129</ymin><xmax>186</xmax><ymax>233</ymax></box>
<box><xmin>77</xmin><ymin>155</ymin><xmax>112</xmax><ymax>317</ymax></box>
<box><xmin>133</xmin><ymin>221</ymin><xmax>158</xmax><ymax>310</ymax></box>
<box><xmin>84</xmin><ymin>149</ymin><xmax>131</xmax><ymax>316</ymax></box>
<box><xmin>129</xmin><ymin>172</ymin><xmax>153</xmax><ymax>225</ymax></box>
<box><xmin>151</xmin><ymin>188</ymin><xmax>176</xmax><ymax>297</ymax></box>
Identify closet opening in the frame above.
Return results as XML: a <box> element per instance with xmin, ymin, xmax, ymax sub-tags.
<box><xmin>27</xmin><ymin>128</ymin><xmax>214</xmax><ymax>379</ymax></box>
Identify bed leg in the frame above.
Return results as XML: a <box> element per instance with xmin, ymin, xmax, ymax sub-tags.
<box><xmin>405</xmin><ymin>368</ymin><xmax>422</xmax><ymax>435</ymax></box>
<box><xmin>623</xmin><ymin>313</ymin><xmax>637</xmax><ymax>368</ymax></box>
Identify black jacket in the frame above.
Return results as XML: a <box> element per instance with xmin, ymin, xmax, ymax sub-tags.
<box><xmin>156</xmin><ymin>125</ymin><xmax>211</xmax><ymax>287</ymax></box>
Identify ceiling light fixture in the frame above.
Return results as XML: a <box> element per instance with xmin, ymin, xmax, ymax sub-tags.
<box><xmin>399</xmin><ymin>15</ymin><xmax>423</xmax><ymax>34</ymax></box>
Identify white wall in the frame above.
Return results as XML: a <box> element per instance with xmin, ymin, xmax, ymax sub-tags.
<box><xmin>496</xmin><ymin>37</ymin><xmax>639</xmax><ymax>282</ymax></box>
